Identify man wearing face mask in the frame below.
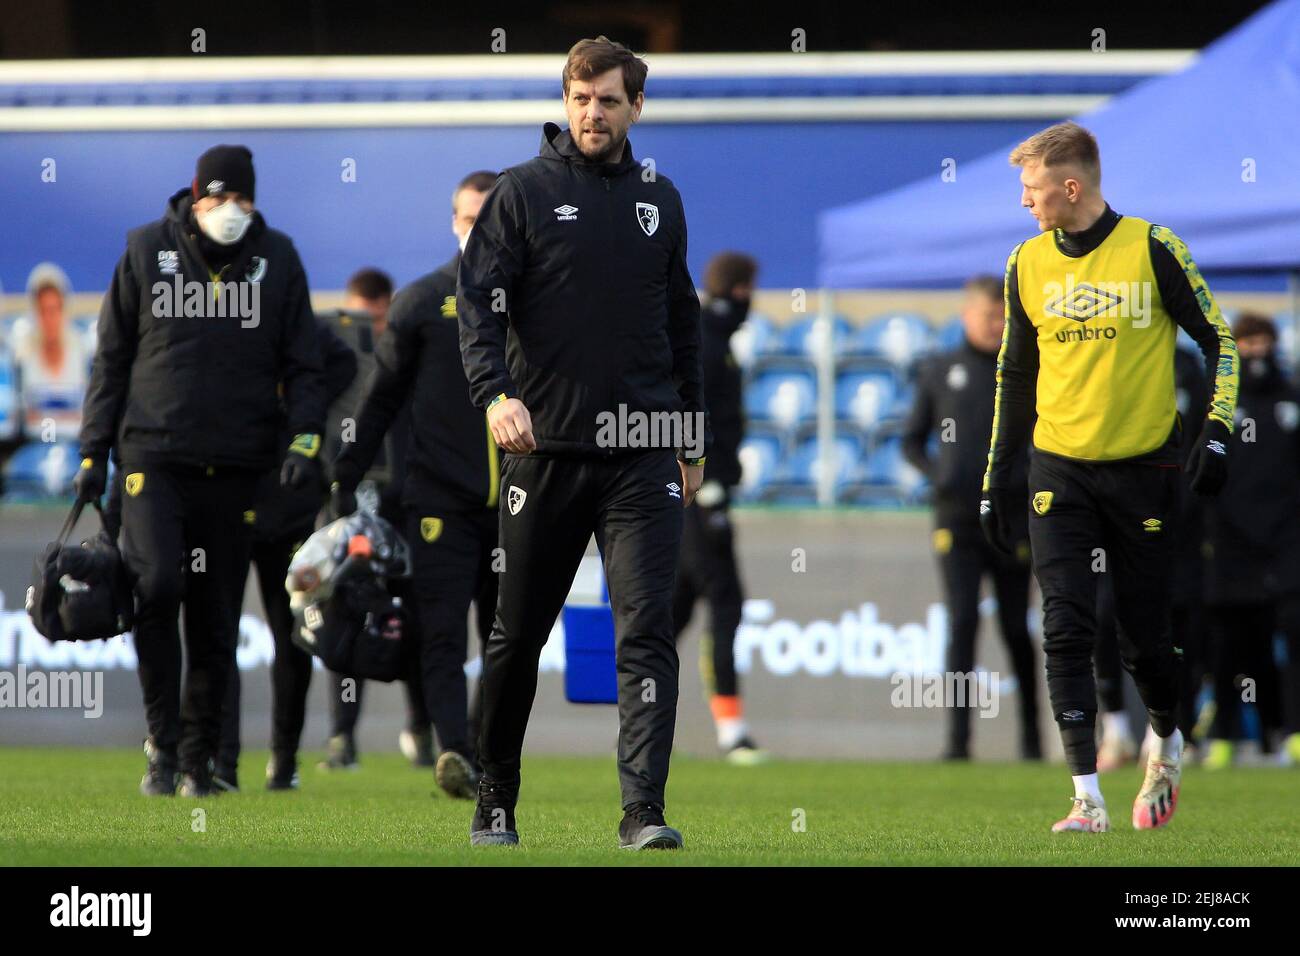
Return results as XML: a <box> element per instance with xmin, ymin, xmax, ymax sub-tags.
<box><xmin>1202</xmin><ymin>314</ymin><xmax>1300</xmax><ymax>767</ymax></box>
<box><xmin>329</xmin><ymin>170</ymin><xmax>501</xmax><ymax>799</ymax></box>
<box><xmin>671</xmin><ymin>252</ymin><xmax>765</xmax><ymax>765</ymax></box>
<box><xmin>77</xmin><ymin>144</ymin><xmax>326</xmax><ymax>797</ymax></box>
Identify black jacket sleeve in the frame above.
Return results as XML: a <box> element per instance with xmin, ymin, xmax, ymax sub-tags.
<box><xmin>901</xmin><ymin>359</ymin><xmax>936</xmax><ymax>478</ymax></box>
<box><xmin>278</xmin><ymin>245</ymin><xmax>327</xmax><ymax>439</ymax></box>
<box><xmin>983</xmin><ymin>244</ymin><xmax>1039</xmax><ymax>491</ymax></box>
<box><xmin>333</xmin><ymin>295</ymin><xmax>421</xmax><ymax>491</ymax></box>
<box><xmin>1149</xmin><ymin>226</ymin><xmax>1239</xmax><ymax>433</ymax></box>
<box><xmin>80</xmin><ymin>247</ymin><xmax>141</xmax><ymax>461</ymax></box>
<box><xmin>320</xmin><ymin>320</ymin><xmax>358</xmax><ymax>408</ymax></box>
<box><xmin>667</xmin><ymin>188</ymin><xmax>709</xmax><ymax>458</ymax></box>
<box><xmin>458</xmin><ymin>172</ymin><xmax>528</xmax><ymax>409</ymax></box>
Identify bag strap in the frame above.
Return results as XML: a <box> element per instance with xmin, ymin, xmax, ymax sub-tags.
<box><xmin>56</xmin><ymin>498</ymin><xmax>105</xmax><ymax>546</ymax></box>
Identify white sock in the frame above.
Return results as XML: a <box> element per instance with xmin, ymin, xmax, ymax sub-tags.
<box><xmin>1101</xmin><ymin>711</ymin><xmax>1130</xmax><ymax>742</ymax></box>
<box><xmin>1153</xmin><ymin>727</ymin><xmax>1183</xmax><ymax>761</ymax></box>
<box><xmin>1072</xmin><ymin>773</ymin><xmax>1103</xmax><ymax>805</ymax></box>
<box><xmin>716</xmin><ymin>717</ymin><xmax>747</xmax><ymax>750</ymax></box>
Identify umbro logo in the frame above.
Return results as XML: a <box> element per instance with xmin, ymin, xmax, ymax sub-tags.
<box><xmin>1045</xmin><ymin>283</ymin><xmax>1124</xmax><ymax>322</ymax></box>
<box><xmin>666</xmin><ymin>481</ymin><xmax>681</xmax><ymax>499</ymax></box>
<box><xmin>206</xmin><ymin>180</ymin><xmax>225</xmax><ymax>195</ymax></box>
<box><xmin>554</xmin><ymin>204</ymin><xmax>579</xmax><ymax>221</ymax></box>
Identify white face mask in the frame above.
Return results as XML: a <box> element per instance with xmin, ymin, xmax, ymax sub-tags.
<box><xmin>197</xmin><ymin>199</ymin><xmax>253</xmax><ymax>246</ymax></box>
<box><xmin>458</xmin><ymin>227</ymin><xmax>472</xmax><ymax>253</ymax></box>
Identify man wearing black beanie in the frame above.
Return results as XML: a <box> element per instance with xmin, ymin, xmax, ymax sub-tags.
<box><xmin>78</xmin><ymin>144</ymin><xmax>327</xmax><ymax>797</ymax></box>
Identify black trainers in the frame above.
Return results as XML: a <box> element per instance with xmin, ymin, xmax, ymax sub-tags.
<box><xmin>178</xmin><ymin>765</ymin><xmax>218</xmax><ymax>798</ymax></box>
<box><xmin>469</xmin><ymin>778</ymin><xmax>519</xmax><ymax>846</ymax></box>
<box><xmin>266</xmin><ymin>753</ymin><xmax>300</xmax><ymax>791</ymax></box>
<box><xmin>213</xmin><ymin>764</ymin><xmax>240</xmax><ymax>793</ymax></box>
<box><xmin>618</xmin><ymin>801</ymin><xmax>683</xmax><ymax>850</ymax></box>
<box><xmin>139</xmin><ymin>737</ymin><xmax>177</xmax><ymax>797</ymax></box>
<box><xmin>436</xmin><ymin>750</ymin><xmax>479</xmax><ymax>800</ymax></box>
<box><xmin>317</xmin><ymin>733</ymin><xmax>358</xmax><ymax>771</ymax></box>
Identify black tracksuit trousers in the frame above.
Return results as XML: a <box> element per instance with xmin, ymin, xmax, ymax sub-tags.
<box><xmin>217</xmin><ymin>530</ymin><xmax>314</xmax><ymax>774</ymax></box>
<box><xmin>479</xmin><ymin>449</ymin><xmax>684</xmax><ymax>809</ymax></box>
<box><xmin>118</xmin><ymin>463</ymin><xmax>258</xmax><ymax>775</ymax></box>
<box><xmin>1027</xmin><ymin>450</ymin><xmax>1182</xmax><ymax>774</ymax></box>
<box><xmin>935</xmin><ymin>521</ymin><xmax>1039</xmax><ymax>755</ymax></box>
<box><xmin>672</xmin><ymin>497</ymin><xmax>744</xmax><ymax>697</ymax></box>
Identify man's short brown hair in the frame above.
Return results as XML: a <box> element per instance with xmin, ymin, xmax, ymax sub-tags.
<box><xmin>703</xmin><ymin>252</ymin><xmax>758</xmax><ymax>299</ymax></box>
<box><xmin>562</xmin><ymin>35</ymin><xmax>648</xmax><ymax>101</ymax></box>
<box><xmin>1009</xmin><ymin>121</ymin><xmax>1101</xmax><ymax>183</ymax></box>
<box><xmin>345</xmin><ymin>267</ymin><xmax>393</xmax><ymax>302</ymax></box>
<box><xmin>452</xmin><ymin>170</ymin><xmax>498</xmax><ymax>211</ymax></box>
<box><xmin>1234</xmin><ymin>311</ymin><xmax>1277</xmax><ymax>343</ymax></box>
<box><xmin>963</xmin><ymin>274</ymin><xmax>1002</xmax><ymax>303</ymax></box>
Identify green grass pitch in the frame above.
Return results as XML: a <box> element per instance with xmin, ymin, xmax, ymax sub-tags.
<box><xmin>2</xmin><ymin>746</ymin><xmax>1296</xmax><ymax>866</ymax></box>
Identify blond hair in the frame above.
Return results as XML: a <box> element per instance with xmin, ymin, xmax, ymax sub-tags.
<box><xmin>1009</xmin><ymin>121</ymin><xmax>1100</xmax><ymax>183</ymax></box>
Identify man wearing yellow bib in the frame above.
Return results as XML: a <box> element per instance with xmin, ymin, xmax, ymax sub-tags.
<box><xmin>980</xmin><ymin>122</ymin><xmax>1239</xmax><ymax>834</ymax></box>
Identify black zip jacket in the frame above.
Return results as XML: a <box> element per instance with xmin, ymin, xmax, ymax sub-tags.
<box><xmin>903</xmin><ymin>336</ymin><xmax>1028</xmax><ymax>527</ymax></box>
<box><xmin>335</xmin><ymin>254</ymin><xmax>499</xmax><ymax>513</ymax></box>
<box><xmin>457</xmin><ymin>122</ymin><xmax>709</xmax><ymax>458</ymax></box>
<box><xmin>700</xmin><ymin>295</ymin><xmax>747</xmax><ymax>487</ymax></box>
<box><xmin>81</xmin><ymin>188</ymin><xmax>326</xmax><ymax>470</ymax></box>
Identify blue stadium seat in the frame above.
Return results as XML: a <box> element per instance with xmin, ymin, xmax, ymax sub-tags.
<box><xmin>775</xmin><ymin>315</ymin><xmax>853</xmax><ymax>359</ymax></box>
<box><xmin>735</xmin><ymin>429</ymin><xmax>785</xmax><ymax>502</ymax></box>
<box><xmin>728</xmin><ymin>313</ymin><xmax>777</xmax><ymax>369</ymax></box>
<box><xmin>3</xmin><ymin>440</ymin><xmax>81</xmax><ymax>498</ymax></box>
<box><xmin>851</xmin><ymin>313</ymin><xmax>937</xmax><ymax>369</ymax></box>
<box><xmin>936</xmin><ymin>316</ymin><xmax>965</xmax><ymax>351</ymax></box>
<box><xmin>835</xmin><ymin>367</ymin><xmax>898</xmax><ymax>430</ymax></box>
<box><xmin>0</xmin><ymin>347</ymin><xmax>18</xmax><ymax>442</ymax></box>
<box><xmin>846</xmin><ymin>434</ymin><xmax>928</xmax><ymax>505</ymax></box>
<box><xmin>744</xmin><ymin>363</ymin><xmax>818</xmax><ymax>430</ymax></box>
<box><xmin>769</xmin><ymin>429</ymin><xmax>864</xmax><ymax>503</ymax></box>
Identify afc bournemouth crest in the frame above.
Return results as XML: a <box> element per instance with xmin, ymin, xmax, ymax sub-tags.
<box><xmin>507</xmin><ymin>485</ymin><xmax>527</xmax><ymax>516</ymax></box>
<box><xmin>125</xmin><ymin>473</ymin><xmax>145</xmax><ymax>497</ymax></box>
<box><xmin>636</xmin><ymin>202</ymin><xmax>659</xmax><ymax>237</ymax></box>
<box><xmin>420</xmin><ymin>517</ymin><xmax>443</xmax><ymax>543</ymax></box>
<box><xmin>246</xmin><ymin>256</ymin><xmax>268</xmax><ymax>284</ymax></box>
<box><xmin>1032</xmin><ymin>491</ymin><xmax>1054</xmax><ymax>515</ymax></box>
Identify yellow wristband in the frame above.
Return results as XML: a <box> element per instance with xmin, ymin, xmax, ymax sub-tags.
<box><xmin>486</xmin><ymin>393</ymin><xmax>510</xmax><ymax>412</ymax></box>
<box><xmin>288</xmin><ymin>433</ymin><xmax>321</xmax><ymax>459</ymax></box>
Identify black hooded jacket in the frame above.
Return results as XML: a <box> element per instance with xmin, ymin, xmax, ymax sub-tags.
<box><xmin>80</xmin><ymin>188</ymin><xmax>326</xmax><ymax>470</ymax></box>
<box><xmin>457</xmin><ymin>123</ymin><xmax>708</xmax><ymax>458</ymax></box>
<box><xmin>334</xmin><ymin>254</ymin><xmax>500</xmax><ymax>513</ymax></box>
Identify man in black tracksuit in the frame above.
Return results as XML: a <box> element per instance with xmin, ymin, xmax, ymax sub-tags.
<box><xmin>902</xmin><ymin>275</ymin><xmax>1040</xmax><ymax>761</ymax></box>
<box><xmin>672</xmin><ymin>252</ymin><xmax>764</xmax><ymax>763</ymax></box>
<box><xmin>214</xmin><ymin>318</ymin><xmax>357</xmax><ymax>792</ymax></box>
<box><xmin>458</xmin><ymin>37</ymin><xmax>707</xmax><ymax>850</ymax></box>
<box><xmin>331</xmin><ymin>170</ymin><xmax>502</xmax><ymax>800</ymax></box>
<box><xmin>76</xmin><ymin>145</ymin><xmax>326</xmax><ymax>797</ymax></box>
<box><xmin>1203</xmin><ymin>314</ymin><xmax>1300</xmax><ymax>765</ymax></box>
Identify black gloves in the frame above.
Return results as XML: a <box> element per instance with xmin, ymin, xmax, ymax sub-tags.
<box><xmin>329</xmin><ymin>481</ymin><xmax>357</xmax><ymax>520</ymax></box>
<box><xmin>73</xmin><ymin>457</ymin><xmax>107</xmax><ymax>504</ymax></box>
<box><xmin>280</xmin><ymin>433</ymin><xmax>322</xmax><ymax>490</ymax></box>
<box><xmin>1184</xmin><ymin>418</ymin><xmax>1231</xmax><ymax>496</ymax></box>
<box><xmin>979</xmin><ymin>487</ymin><xmax>1017</xmax><ymax>556</ymax></box>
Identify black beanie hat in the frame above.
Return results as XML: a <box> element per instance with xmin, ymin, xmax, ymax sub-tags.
<box><xmin>193</xmin><ymin>144</ymin><xmax>255</xmax><ymax>202</ymax></box>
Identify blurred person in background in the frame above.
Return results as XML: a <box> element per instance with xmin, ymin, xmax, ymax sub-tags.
<box><xmin>330</xmin><ymin>170</ymin><xmax>501</xmax><ymax>799</ymax></box>
<box><xmin>213</xmin><ymin>317</ymin><xmax>357</xmax><ymax>792</ymax></box>
<box><xmin>14</xmin><ymin>262</ymin><xmax>88</xmax><ymax>443</ymax></box>
<box><xmin>76</xmin><ymin>144</ymin><xmax>327</xmax><ymax>797</ymax></box>
<box><xmin>319</xmin><ymin>265</ymin><xmax>428</xmax><ymax>772</ymax></box>
<box><xmin>1201</xmin><ymin>313</ymin><xmax>1300</xmax><ymax>768</ymax></box>
<box><xmin>1094</xmin><ymin>346</ymin><xmax>1209</xmax><ymax>770</ymax></box>
<box><xmin>672</xmin><ymin>251</ymin><xmax>766</xmax><ymax>764</ymax></box>
<box><xmin>902</xmin><ymin>274</ymin><xmax>1041</xmax><ymax>761</ymax></box>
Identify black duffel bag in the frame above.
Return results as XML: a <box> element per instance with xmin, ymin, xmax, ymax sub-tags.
<box><xmin>292</xmin><ymin>553</ymin><xmax>406</xmax><ymax>681</ymax></box>
<box><xmin>26</xmin><ymin>500</ymin><xmax>135</xmax><ymax>642</ymax></box>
